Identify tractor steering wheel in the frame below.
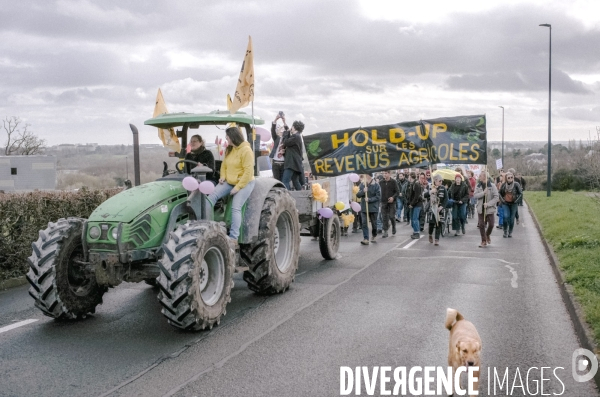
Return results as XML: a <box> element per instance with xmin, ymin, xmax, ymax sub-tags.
<box><xmin>174</xmin><ymin>159</ymin><xmax>200</xmax><ymax>174</ymax></box>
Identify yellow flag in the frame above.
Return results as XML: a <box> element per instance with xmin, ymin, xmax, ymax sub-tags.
<box><xmin>229</xmin><ymin>36</ymin><xmax>254</xmax><ymax>114</ymax></box>
<box><xmin>154</xmin><ymin>88</ymin><xmax>181</xmax><ymax>152</ymax></box>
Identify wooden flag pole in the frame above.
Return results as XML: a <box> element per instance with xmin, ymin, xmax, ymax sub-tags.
<box><xmin>364</xmin><ymin>175</ymin><xmax>371</xmax><ymax>239</ymax></box>
<box><xmin>482</xmin><ymin>165</ymin><xmax>487</xmax><ymax>219</ymax></box>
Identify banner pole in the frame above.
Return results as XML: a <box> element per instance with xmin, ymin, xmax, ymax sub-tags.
<box><xmin>482</xmin><ymin>165</ymin><xmax>487</xmax><ymax>219</ymax></box>
<box><xmin>252</xmin><ymin>101</ymin><xmax>258</xmax><ymax>177</ymax></box>
<box><xmin>428</xmin><ymin>163</ymin><xmax>439</xmax><ymax>227</ymax></box>
<box><xmin>364</xmin><ymin>175</ymin><xmax>371</xmax><ymax>240</ymax></box>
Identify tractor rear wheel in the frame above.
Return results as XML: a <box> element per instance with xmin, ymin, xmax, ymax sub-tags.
<box><xmin>157</xmin><ymin>220</ymin><xmax>235</xmax><ymax>331</ymax></box>
<box><xmin>27</xmin><ymin>218</ymin><xmax>105</xmax><ymax>319</ymax></box>
<box><xmin>319</xmin><ymin>215</ymin><xmax>340</xmax><ymax>260</ymax></box>
<box><xmin>242</xmin><ymin>188</ymin><xmax>300</xmax><ymax>294</ymax></box>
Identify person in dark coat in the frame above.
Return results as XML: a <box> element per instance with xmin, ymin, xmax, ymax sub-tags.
<box><xmin>269</xmin><ymin>112</ymin><xmax>286</xmax><ymax>181</ymax></box>
<box><xmin>448</xmin><ymin>174</ymin><xmax>470</xmax><ymax>236</ymax></box>
<box><xmin>379</xmin><ymin>170</ymin><xmax>399</xmax><ymax>237</ymax></box>
<box><xmin>185</xmin><ymin>134</ymin><xmax>215</xmax><ymax>181</ymax></box>
<box><xmin>407</xmin><ymin>171</ymin><xmax>423</xmax><ymax>239</ymax></box>
<box><xmin>395</xmin><ymin>172</ymin><xmax>408</xmax><ymax>222</ymax></box>
<box><xmin>424</xmin><ymin>174</ymin><xmax>448</xmax><ymax>245</ymax></box>
<box><xmin>281</xmin><ymin>120</ymin><xmax>305</xmax><ymax>190</ymax></box>
<box><xmin>356</xmin><ymin>174</ymin><xmax>381</xmax><ymax>245</ymax></box>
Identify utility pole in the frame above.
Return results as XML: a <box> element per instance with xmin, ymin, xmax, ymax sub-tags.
<box><xmin>499</xmin><ymin>106</ymin><xmax>504</xmax><ymax>168</ymax></box>
<box><xmin>539</xmin><ymin>23</ymin><xmax>552</xmax><ymax>197</ymax></box>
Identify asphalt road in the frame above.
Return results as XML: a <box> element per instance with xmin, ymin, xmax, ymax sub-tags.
<box><xmin>1</xmin><ymin>203</ymin><xmax>598</xmax><ymax>397</ymax></box>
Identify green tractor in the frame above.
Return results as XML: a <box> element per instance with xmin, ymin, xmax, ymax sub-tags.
<box><xmin>27</xmin><ymin>111</ymin><xmax>301</xmax><ymax>331</ymax></box>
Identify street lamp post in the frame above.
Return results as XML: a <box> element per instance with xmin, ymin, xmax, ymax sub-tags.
<box><xmin>499</xmin><ymin>106</ymin><xmax>504</xmax><ymax>169</ymax></box>
<box><xmin>540</xmin><ymin>23</ymin><xmax>552</xmax><ymax>197</ymax></box>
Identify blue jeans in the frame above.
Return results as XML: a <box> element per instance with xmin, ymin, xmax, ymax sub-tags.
<box><xmin>411</xmin><ymin>206</ymin><xmax>422</xmax><ymax>233</ymax></box>
<box><xmin>497</xmin><ymin>206</ymin><xmax>504</xmax><ymax>226</ymax></box>
<box><xmin>282</xmin><ymin>168</ymin><xmax>302</xmax><ymax>190</ymax></box>
<box><xmin>281</xmin><ymin>168</ymin><xmax>304</xmax><ymax>190</ymax></box>
<box><xmin>361</xmin><ymin>212</ymin><xmax>378</xmax><ymax>240</ymax></box>
<box><xmin>376</xmin><ymin>210</ymin><xmax>383</xmax><ymax>231</ymax></box>
<box><xmin>502</xmin><ymin>203</ymin><xmax>518</xmax><ymax>233</ymax></box>
<box><xmin>207</xmin><ymin>180</ymin><xmax>255</xmax><ymax>239</ymax></box>
<box><xmin>452</xmin><ymin>203</ymin><xmax>467</xmax><ymax>231</ymax></box>
<box><xmin>396</xmin><ymin>198</ymin><xmax>404</xmax><ymax>219</ymax></box>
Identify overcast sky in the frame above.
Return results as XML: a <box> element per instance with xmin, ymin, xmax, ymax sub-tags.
<box><xmin>1</xmin><ymin>0</ymin><xmax>599</xmax><ymax>147</ymax></box>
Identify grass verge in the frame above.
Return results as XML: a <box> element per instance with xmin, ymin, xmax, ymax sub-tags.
<box><xmin>527</xmin><ymin>191</ymin><xmax>600</xmax><ymax>343</ymax></box>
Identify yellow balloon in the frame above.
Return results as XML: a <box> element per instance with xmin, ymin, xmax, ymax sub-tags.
<box><xmin>335</xmin><ymin>201</ymin><xmax>345</xmax><ymax>211</ymax></box>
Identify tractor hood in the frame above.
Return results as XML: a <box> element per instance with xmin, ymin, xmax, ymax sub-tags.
<box><xmin>89</xmin><ymin>181</ymin><xmax>188</xmax><ymax>223</ymax></box>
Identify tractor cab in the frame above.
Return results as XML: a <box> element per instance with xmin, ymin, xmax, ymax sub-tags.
<box><xmin>146</xmin><ymin>110</ymin><xmax>266</xmax><ymax>230</ymax></box>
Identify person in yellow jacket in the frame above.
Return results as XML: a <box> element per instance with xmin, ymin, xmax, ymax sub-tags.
<box><xmin>206</xmin><ymin>126</ymin><xmax>256</xmax><ymax>242</ymax></box>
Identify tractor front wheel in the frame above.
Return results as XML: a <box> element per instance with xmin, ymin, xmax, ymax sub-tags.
<box><xmin>157</xmin><ymin>220</ymin><xmax>235</xmax><ymax>331</ymax></box>
<box><xmin>27</xmin><ymin>218</ymin><xmax>105</xmax><ymax>319</ymax></box>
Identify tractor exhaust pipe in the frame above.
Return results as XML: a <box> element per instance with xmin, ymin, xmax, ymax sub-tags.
<box><xmin>129</xmin><ymin>124</ymin><xmax>141</xmax><ymax>186</ymax></box>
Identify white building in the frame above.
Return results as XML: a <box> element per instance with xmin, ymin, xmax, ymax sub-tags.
<box><xmin>0</xmin><ymin>155</ymin><xmax>57</xmax><ymax>192</ymax></box>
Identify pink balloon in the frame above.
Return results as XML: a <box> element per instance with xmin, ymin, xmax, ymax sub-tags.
<box><xmin>351</xmin><ymin>201</ymin><xmax>361</xmax><ymax>212</ymax></box>
<box><xmin>182</xmin><ymin>177</ymin><xmax>199</xmax><ymax>191</ymax></box>
<box><xmin>255</xmin><ymin>127</ymin><xmax>271</xmax><ymax>142</ymax></box>
<box><xmin>198</xmin><ymin>180</ymin><xmax>215</xmax><ymax>195</ymax></box>
<box><xmin>319</xmin><ymin>207</ymin><xmax>334</xmax><ymax>219</ymax></box>
<box><xmin>348</xmin><ymin>173</ymin><xmax>359</xmax><ymax>183</ymax></box>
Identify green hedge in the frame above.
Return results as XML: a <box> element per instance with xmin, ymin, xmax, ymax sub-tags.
<box><xmin>0</xmin><ymin>188</ymin><xmax>121</xmax><ymax>281</ymax></box>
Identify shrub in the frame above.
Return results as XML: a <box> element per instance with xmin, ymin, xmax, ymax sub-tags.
<box><xmin>552</xmin><ymin>169</ymin><xmax>587</xmax><ymax>191</ymax></box>
<box><xmin>0</xmin><ymin>188</ymin><xmax>121</xmax><ymax>281</ymax></box>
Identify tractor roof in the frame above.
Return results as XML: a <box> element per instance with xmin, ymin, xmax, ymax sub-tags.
<box><xmin>144</xmin><ymin>110</ymin><xmax>265</xmax><ymax>129</ymax></box>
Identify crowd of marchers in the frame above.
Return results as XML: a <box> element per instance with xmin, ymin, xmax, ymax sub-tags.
<box><xmin>185</xmin><ymin>111</ymin><xmax>525</xmax><ymax>248</ymax></box>
<box><xmin>349</xmin><ymin>167</ymin><xmax>526</xmax><ymax>248</ymax></box>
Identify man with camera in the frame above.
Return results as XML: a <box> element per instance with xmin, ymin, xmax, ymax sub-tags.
<box><xmin>269</xmin><ymin>111</ymin><xmax>286</xmax><ymax>181</ymax></box>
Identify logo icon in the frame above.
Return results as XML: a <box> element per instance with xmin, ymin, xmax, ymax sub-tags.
<box><xmin>572</xmin><ymin>348</ymin><xmax>598</xmax><ymax>382</ymax></box>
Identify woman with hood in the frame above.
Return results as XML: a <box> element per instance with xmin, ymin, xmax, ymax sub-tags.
<box><xmin>206</xmin><ymin>126</ymin><xmax>255</xmax><ymax>243</ymax></box>
<box><xmin>448</xmin><ymin>173</ymin><xmax>469</xmax><ymax>236</ymax></box>
<box><xmin>473</xmin><ymin>171</ymin><xmax>499</xmax><ymax>247</ymax></box>
<box><xmin>185</xmin><ymin>134</ymin><xmax>215</xmax><ymax>181</ymax></box>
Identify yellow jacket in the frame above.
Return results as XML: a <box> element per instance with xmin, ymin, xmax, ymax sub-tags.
<box><xmin>220</xmin><ymin>141</ymin><xmax>255</xmax><ymax>190</ymax></box>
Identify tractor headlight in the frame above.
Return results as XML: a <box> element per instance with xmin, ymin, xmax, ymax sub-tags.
<box><xmin>89</xmin><ymin>226</ymin><xmax>101</xmax><ymax>239</ymax></box>
<box><xmin>111</xmin><ymin>228</ymin><xmax>118</xmax><ymax>240</ymax></box>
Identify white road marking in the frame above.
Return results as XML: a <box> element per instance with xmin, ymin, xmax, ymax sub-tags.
<box><xmin>402</xmin><ymin>235</ymin><xmax>423</xmax><ymax>249</ymax></box>
<box><xmin>0</xmin><ymin>319</ymin><xmax>38</xmax><ymax>334</ymax></box>
<box><xmin>505</xmin><ymin>264</ymin><xmax>519</xmax><ymax>288</ymax></box>
<box><xmin>398</xmin><ymin>255</ymin><xmax>520</xmax><ymax>266</ymax></box>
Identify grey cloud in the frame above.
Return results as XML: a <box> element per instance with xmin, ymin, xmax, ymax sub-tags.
<box><xmin>556</xmin><ymin>106</ymin><xmax>600</xmax><ymax>122</ymax></box>
<box><xmin>446</xmin><ymin>69</ymin><xmax>593</xmax><ymax>94</ymax></box>
<box><xmin>1</xmin><ymin>0</ymin><xmax>599</xmax><ymax>145</ymax></box>
<box><xmin>3</xmin><ymin>0</ymin><xmax>599</xmax><ymax>90</ymax></box>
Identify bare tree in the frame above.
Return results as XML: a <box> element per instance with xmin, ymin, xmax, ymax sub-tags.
<box><xmin>2</xmin><ymin>116</ymin><xmax>46</xmax><ymax>155</ymax></box>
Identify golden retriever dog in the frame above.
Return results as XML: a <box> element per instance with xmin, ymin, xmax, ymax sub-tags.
<box><xmin>445</xmin><ymin>308</ymin><xmax>481</xmax><ymax>396</ymax></box>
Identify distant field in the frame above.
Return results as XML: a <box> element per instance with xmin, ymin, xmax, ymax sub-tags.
<box><xmin>51</xmin><ymin>146</ymin><xmax>181</xmax><ymax>189</ymax></box>
<box><xmin>527</xmin><ymin>191</ymin><xmax>600</xmax><ymax>343</ymax></box>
